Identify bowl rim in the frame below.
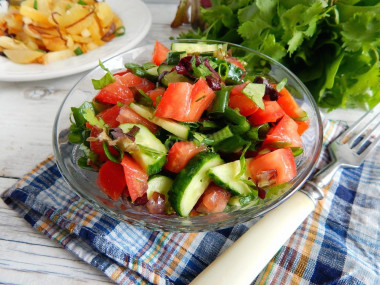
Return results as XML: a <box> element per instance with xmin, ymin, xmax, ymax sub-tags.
<box><xmin>52</xmin><ymin>39</ymin><xmax>323</xmax><ymax>232</ymax></box>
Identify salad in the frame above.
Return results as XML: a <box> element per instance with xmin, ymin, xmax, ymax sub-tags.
<box><xmin>68</xmin><ymin>41</ymin><xmax>310</xmax><ymax>217</ymax></box>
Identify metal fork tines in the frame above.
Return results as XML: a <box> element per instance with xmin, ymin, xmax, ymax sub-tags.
<box><xmin>303</xmin><ymin>104</ymin><xmax>380</xmax><ymax>202</ymax></box>
<box><xmin>331</xmin><ymin>103</ymin><xmax>380</xmax><ymax>166</ymax></box>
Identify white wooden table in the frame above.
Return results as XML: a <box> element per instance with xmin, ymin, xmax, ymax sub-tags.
<box><xmin>0</xmin><ymin>1</ymin><xmax>189</xmax><ymax>283</ymax></box>
<box><xmin>0</xmin><ymin>1</ymin><xmax>365</xmax><ymax>283</ymax></box>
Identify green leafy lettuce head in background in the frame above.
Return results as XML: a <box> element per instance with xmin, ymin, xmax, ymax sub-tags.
<box><xmin>177</xmin><ymin>0</ymin><xmax>380</xmax><ymax>111</ymax></box>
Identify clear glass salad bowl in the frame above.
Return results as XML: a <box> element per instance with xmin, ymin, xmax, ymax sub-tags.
<box><xmin>53</xmin><ymin>40</ymin><xmax>323</xmax><ymax>232</ymax></box>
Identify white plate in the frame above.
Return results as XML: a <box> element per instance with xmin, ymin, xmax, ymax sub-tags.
<box><xmin>0</xmin><ymin>0</ymin><xmax>151</xmax><ymax>82</ymax></box>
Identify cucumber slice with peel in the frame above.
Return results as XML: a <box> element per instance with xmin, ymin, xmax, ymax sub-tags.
<box><xmin>169</xmin><ymin>152</ymin><xmax>223</xmax><ymax>217</ymax></box>
<box><xmin>129</xmin><ymin>103</ymin><xmax>190</xmax><ymax>139</ymax></box>
<box><xmin>208</xmin><ymin>158</ymin><xmax>255</xmax><ymax>196</ymax></box>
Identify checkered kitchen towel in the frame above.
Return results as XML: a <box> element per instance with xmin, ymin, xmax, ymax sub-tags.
<box><xmin>2</xmin><ymin>120</ymin><xmax>380</xmax><ymax>285</ymax></box>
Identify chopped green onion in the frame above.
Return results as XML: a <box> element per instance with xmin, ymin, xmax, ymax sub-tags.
<box><xmin>235</xmin><ymin>142</ymin><xmax>251</xmax><ymax>179</ymax></box>
<box><xmin>229</xmin><ymin>121</ymin><xmax>250</xmax><ymax>134</ymax></box>
<box><xmin>209</xmin><ymin>87</ymin><xmax>232</xmax><ymax>114</ymax></box>
<box><xmin>213</xmin><ymin>135</ymin><xmax>248</xmax><ymax>153</ymax></box>
<box><xmin>66</xmin><ymin>4</ymin><xmax>72</xmax><ymax>10</ymax></box>
<box><xmin>208</xmin><ymin>126</ymin><xmax>233</xmax><ymax>145</ymax></box>
<box><xmin>115</xmin><ymin>26</ymin><xmax>125</xmax><ymax>37</ymax></box>
<box><xmin>77</xmin><ymin>157</ymin><xmax>93</xmax><ymax>170</ymax></box>
<box><xmin>117</xmin><ymin>102</ymin><xmax>124</xmax><ymax>107</ymax></box>
<box><xmin>74</xmin><ymin>47</ymin><xmax>84</xmax><ymax>56</ymax></box>
<box><xmin>245</xmin><ymin>123</ymin><xmax>270</xmax><ymax>141</ymax></box>
<box><xmin>134</xmin><ymin>89</ymin><xmax>153</xmax><ymax>107</ymax></box>
<box><xmin>242</xmin><ymin>83</ymin><xmax>266</xmax><ymax>110</ymax></box>
<box><xmin>103</xmin><ymin>142</ymin><xmax>123</xmax><ymax>163</ymax></box>
<box><xmin>275</xmin><ymin>78</ymin><xmax>287</xmax><ymax>92</ymax></box>
<box><xmin>78</xmin><ymin>0</ymin><xmax>87</xmax><ymax>5</ymax></box>
<box><xmin>292</xmin><ymin>115</ymin><xmax>309</xmax><ymax>122</ymax></box>
<box><xmin>192</xmin><ymin>132</ymin><xmax>214</xmax><ymax>146</ymax></box>
<box><xmin>291</xmin><ymin>147</ymin><xmax>304</xmax><ymax>157</ymax></box>
<box><xmin>218</xmin><ymin>62</ymin><xmax>229</xmax><ymax>81</ymax></box>
<box><xmin>33</xmin><ymin>0</ymin><xmax>38</xmax><ymax>9</ymax></box>
<box><xmin>142</xmin><ymin>62</ymin><xmax>157</xmax><ymax>70</ymax></box>
<box><xmin>223</xmin><ymin>107</ymin><xmax>246</xmax><ymax>125</ymax></box>
<box><xmin>200</xmin><ymin>120</ymin><xmax>219</xmax><ymax>131</ymax></box>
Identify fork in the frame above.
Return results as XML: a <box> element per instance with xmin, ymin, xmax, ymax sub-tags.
<box><xmin>190</xmin><ymin>104</ymin><xmax>380</xmax><ymax>285</ymax></box>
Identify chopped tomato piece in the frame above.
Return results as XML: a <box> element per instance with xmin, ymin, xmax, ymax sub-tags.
<box><xmin>195</xmin><ymin>184</ymin><xmax>231</xmax><ymax>214</ymax></box>
<box><xmin>117</xmin><ymin>105</ymin><xmax>158</xmax><ymax>133</ymax></box>
<box><xmin>295</xmin><ymin>120</ymin><xmax>310</xmax><ymax>135</ymax></box>
<box><xmin>95</xmin><ymin>76</ymin><xmax>134</xmax><ymax>105</ymax></box>
<box><xmin>229</xmin><ymin>82</ymin><xmax>259</xmax><ymax>116</ymax></box>
<box><xmin>225</xmin><ymin>57</ymin><xmax>245</xmax><ymax>70</ymax></box>
<box><xmin>187</xmin><ymin>77</ymin><xmax>216</xmax><ymax>121</ymax></box>
<box><xmin>277</xmin><ymin>87</ymin><xmax>310</xmax><ymax>135</ymax></box>
<box><xmin>155</xmin><ymin>78</ymin><xmax>215</xmax><ymax>122</ymax></box>
<box><xmin>277</xmin><ymin>87</ymin><xmax>308</xmax><ymax>118</ymax></box>
<box><xmin>263</xmin><ymin>115</ymin><xmax>302</xmax><ymax>148</ymax></box>
<box><xmin>165</xmin><ymin>141</ymin><xmax>207</xmax><ymax>173</ymax></box>
<box><xmin>118</xmin><ymin>72</ymin><xmax>155</xmax><ymax>93</ymax></box>
<box><xmin>97</xmin><ymin>161</ymin><xmax>126</xmax><ymax>201</ymax></box>
<box><xmin>97</xmin><ymin>105</ymin><xmax>121</xmax><ymax>128</ymax></box>
<box><xmin>89</xmin><ymin>126</ymin><xmax>119</xmax><ymax>162</ymax></box>
<box><xmin>121</xmin><ymin>155</ymin><xmax>148</xmax><ymax>202</ymax></box>
<box><xmin>152</xmin><ymin>40</ymin><xmax>170</xmax><ymax>66</ymax></box>
<box><xmin>248</xmin><ymin>148</ymin><xmax>297</xmax><ymax>186</ymax></box>
<box><xmin>113</xmin><ymin>70</ymin><xmax>130</xmax><ymax>77</ymax></box>
<box><xmin>95</xmin><ymin>73</ymin><xmax>155</xmax><ymax>105</ymax></box>
<box><xmin>146</xmin><ymin>87</ymin><xmax>165</xmax><ymax>106</ymax></box>
<box><xmin>155</xmin><ymin>82</ymin><xmax>192</xmax><ymax>121</ymax></box>
<box><xmin>248</xmin><ymin>100</ymin><xmax>285</xmax><ymax>126</ymax></box>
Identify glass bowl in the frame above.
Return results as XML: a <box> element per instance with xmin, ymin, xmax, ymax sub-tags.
<box><xmin>53</xmin><ymin>40</ymin><xmax>323</xmax><ymax>232</ymax></box>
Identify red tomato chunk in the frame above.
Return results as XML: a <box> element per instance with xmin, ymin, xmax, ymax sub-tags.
<box><xmin>121</xmin><ymin>155</ymin><xmax>148</xmax><ymax>202</ymax></box>
<box><xmin>248</xmin><ymin>100</ymin><xmax>285</xmax><ymax>125</ymax></box>
<box><xmin>196</xmin><ymin>184</ymin><xmax>231</xmax><ymax>214</ymax></box>
<box><xmin>97</xmin><ymin>161</ymin><xmax>126</xmax><ymax>201</ymax></box>
<box><xmin>263</xmin><ymin>115</ymin><xmax>302</xmax><ymax>148</ymax></box>
<box><xmin>248</xmin><ymin>148</ymin><xmax>297</xmax><ymax>186</ymax></box>
<box><xmin>165</xmin><ymin>141</ymin><xmax>208</xmax><ymax>173</ymax></box>
<box><xmin>155</xmin><ymin>77</ymin><xmax>216</xmax><ymax>122</ymax></box>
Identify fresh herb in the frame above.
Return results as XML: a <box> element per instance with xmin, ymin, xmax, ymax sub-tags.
<box><xmin>74</xmin><ymin>47</ymin><xmax>84</xmax><ymax>56</ymax></box>
<box><xmin>115</xmin><ymin>26</ymin><xmax>125</xmax><ymax>37</ymax></box>
<box><xmin>176</xmin><ymin>0</ymin><xmax>380</xmax><ymax>110</ymax></box>
<box><xmin>103</xmin><ymin>142</ymin><xmax>123</xmax><ymax>163</ymax></box>
<box><xmin>235</xmin><ymin>142</ymin><xmax>251</xmax><ymax>179</ymax></box>
<box><xmin>77</xmin><ymin>0</ymin><xmax>87</xmax><ymax>5</ymax></box>
<box><xmin>92</xmin><ymin>60</ymin><xmax>115</xmax><ymax>90</ymax></box>
<box><xmin>242</xmin><ymin>83</ymin><xmax>265</xmax><ymax>110</ymax></box>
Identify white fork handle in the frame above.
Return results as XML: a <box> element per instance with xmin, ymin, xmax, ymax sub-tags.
<box><xmin>190</xmin><ymin>191</ymin><xmax>315</xmax><ymax>285</ymax></box>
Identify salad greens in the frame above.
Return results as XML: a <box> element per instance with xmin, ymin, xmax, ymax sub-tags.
<box><xmin>175</xmin><ymin>0</ymin><xmax>380</xmax><ymax>110</ymax></box>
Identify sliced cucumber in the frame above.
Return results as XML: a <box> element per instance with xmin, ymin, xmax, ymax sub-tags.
<box><xmin>169</xmin><ymin>152</ymin><xmax>223</xmax><ymax>217</ymax></box>
<box><xmin>208</xmin><ymin>158</ymin><xmax>254</xmax><ymax>196</ymax></box>
<box><xmin>129</xmin><ymin>103</ymin><xmax>190</xmax><ymax>140</ymax></box>
<box><xmin>161</xmin><ymin>71</ymin><xmax>193</xmax><ymax>87</ymax></box>
<box><xmin>157</xmin><ymin>64</ymin><xmax>174</xmax><ymax>74</ymax></box>
<box><xmin>145</xmin><ymin>65</ymin><xmax>159</xmax><ymax>82</ymax></box>
<box><xmin>147</xmin><ymin>175</ymin><xmax>173</xmax><ymax>200</ymax></box>
<box><xmin>171</xmin><ymin>42</ymin><xmax>228</xmax><ymax>55</ymax></box>
<box><xmin>118</xmin><ymin>123</ymin><xmax>167</xmax><ymax>175</ymax></box>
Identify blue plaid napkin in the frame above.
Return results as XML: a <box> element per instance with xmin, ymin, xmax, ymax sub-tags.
<box><xmin>1</xmin><ymin>120</ymin><xmax>380</xmax><ymax>284</ymax></box>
